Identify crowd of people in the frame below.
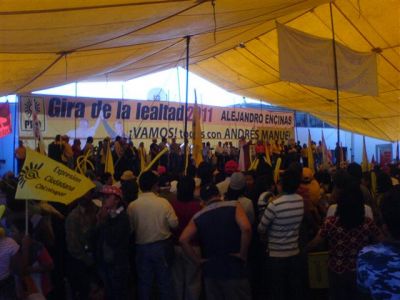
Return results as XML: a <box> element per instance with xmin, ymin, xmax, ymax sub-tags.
<box><xmin>1</xmin><ymin>133</ymin><xmax>399</xmax><ymax>300</ymax></box>
<box><xmin>14</xmin><ymin>135</ymin><xmax>343</xmax><ymax>181</ymax></box>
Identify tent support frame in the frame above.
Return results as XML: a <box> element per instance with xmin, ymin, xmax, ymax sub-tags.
<box><xmin>184</xmin><ymin>36</ymin><xmax>190</xmax><ymax>173</ymax></box>
<box><xmin>329</xmin><ymin>1</ymin><xmax>341</xmax><ymax>163</ymax></box>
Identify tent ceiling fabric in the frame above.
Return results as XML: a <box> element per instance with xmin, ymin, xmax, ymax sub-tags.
<box><xmin>0</xmin><ymin>0</ymin><xmax>398</xmax><ymax>141</ymax></box>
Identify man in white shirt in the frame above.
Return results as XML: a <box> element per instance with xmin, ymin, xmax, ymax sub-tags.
<box><xmin>128</xmin><ymin>171</ymin><xmax>178</xmax><ymax>300</ymax></box>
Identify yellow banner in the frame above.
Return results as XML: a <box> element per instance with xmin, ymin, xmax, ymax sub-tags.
<box><xmin>16</xmin><ymin>148</ymin><xmax>95</xmax><ymax>204</ymax></box>
<box><xmin>18</xmin><ymin>94</ymin><xmax>295</xmax><ymax>148</ymax></box>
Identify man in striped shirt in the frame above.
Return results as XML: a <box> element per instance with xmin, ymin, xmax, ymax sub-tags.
<box><xmin>258</xmin><ymin>167</ymin><xmax>305</xmax><ymax>300</ymax></box>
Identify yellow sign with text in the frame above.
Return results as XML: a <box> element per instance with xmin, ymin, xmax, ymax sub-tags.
<box><xmin>16</xmin><ymin>148</ymin><xmax>95</xmax><ymax>204</ymax></box>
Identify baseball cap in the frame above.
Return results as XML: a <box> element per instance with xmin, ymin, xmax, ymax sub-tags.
<box><xmin>120</xmin><ymin>170</ymin><xmax>135</xmax><ymax>181</ymax></box>
<box><xmin>101</xmin><ymin>185</ymin><xmax>123</xmax><ymax>199</ymax></box>
<box><xmin>229</xmin><ymin>172</ymin><xmax>246</xmax><ymax>190</ymax></box>
<box><xmin>157</xmin><ymin>165</ymin><xmax>167</xmax><ymax>175</ymax></box>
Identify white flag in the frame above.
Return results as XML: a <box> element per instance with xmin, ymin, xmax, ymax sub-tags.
<box><xmin>277</xmin><ymin>23</ymin><xmax>378</xmax><ymax>96</ymax></box>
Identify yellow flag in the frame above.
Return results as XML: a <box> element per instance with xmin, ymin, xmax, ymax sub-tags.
<box><xmin>370</xmin><ymin>155</ymin><xmax>376</xmax><ymax>169</ymax></box>
<box><xmin>104</xmin><ymin>141</ymin><xmax>114</xmax><ymax>177</ymax></box>
<box><xmin>140</xmin><ymin>147</ymin><xmax>168</xmax><ymax>175</ymax></box>
<box><xmin>0</xmin><ymin>205</ymin><xmax>5</xmax><ymax>219</ymax></box>
<box><xmin>15</xmin><ymin>148</ymin><xmax>95</xmax><ymax>204</ymax></box>
<box><xmin>75</xmin><ymin>151</ymin><xmax>95</xmax><ymax>174</ymax></box>
<box><xmin>361</xmin><ymin>136</ymin><xmax>369</xmax><ymax>172</ymax></box>
<box><xmin>265</xmin><ymin>141</ymin><xmax>272</xmax><ymax>166</ymax></box>
<box><xmin>274</xmin><ymin>157</ymin><xmax>282</xmax><ymax>184</ymax></box>
<box><xmin>248</xmin><ymin>157</ymin><xmax>259</xmax><ymax>171</ymax></box>
<box><xmin>307</xmin><ymin>129</ymin><xmax>315</xmax><ymax>173</ymax></box>
<box><xmin>139</xmin><ymin>147</ymin><xmax>146</xmax><ymax>172</ymax></box>
<box><xmin>192</xmin><ymin>91</ymin><xmax>203</xmax><ymax>168</ymax></box>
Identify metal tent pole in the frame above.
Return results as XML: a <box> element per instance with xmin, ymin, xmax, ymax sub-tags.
<box><xmin>13</xmin><ymin>97</ymin><xmax>18</xmax><ymax>173</ymax></box>
<box><xmin>330</xmin><ymin>1</ymin><xmax>341</xmax><ymax>164</ymax></box>
<box><xmin>74</xmin><ymin>82</ymin><xmax>78</xmax><ymax>139</ymax></box>
<box><xmin>184</xmin><ymin>36</ymin><xmax>191</xmax><ymax>173</ymax></box>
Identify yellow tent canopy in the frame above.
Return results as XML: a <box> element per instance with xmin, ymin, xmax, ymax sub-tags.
<box><xmin>0</xmin><ymin>0</ymin><xmax>398</xmax><ymax>141</ymax></box>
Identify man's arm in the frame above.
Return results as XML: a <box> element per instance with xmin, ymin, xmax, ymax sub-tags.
<box><xmin>127</xmin><ymin>202</ymin><xmax>137</xmax><ymax>233</ymax></box>
<box><xmin>305</xmin><ymin>230</ymin><xmax>325</xmax><ymax>252</ymax></box>
<box><xmin>179</xmin><ymin>219</ymin><xmax>202</xmax><ymax>265</ymax></box>
<box><xmin>235</xmin><ymin>203</ymin><xmax>252</xmax><ymax>261</ymax></box>
<box><xmin>165</xmin><ymin>201</ymin><xmax>178</xmax><ymax>229</ymax></box>
<box><xmin>258</xmin><ymin>202</ymin><xmax>275</xmax><ymax>235</ymax></box>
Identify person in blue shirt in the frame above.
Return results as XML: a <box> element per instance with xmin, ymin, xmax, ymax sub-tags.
<box><xmin>180</xmin><ymin>184</ymin><xmax>252</xmax><ymax>300</ymax></box>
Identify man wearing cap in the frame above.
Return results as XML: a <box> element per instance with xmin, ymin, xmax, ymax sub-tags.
<box><xmin>180</xmin><ymin>184</ymin><xmax>252</xmax><ymax>300</ymax></box>
<box><xmin>96</xmin><ymin>185</ymin><xmax>130</xmax><ymax>300</ymax></box>
<box><xmin>225</xmin><ymin>172</ymin><xmax>255</xmax><ymax>225</ymax></box>
<box><xmin>127</xmin><ymin>171</ymin><xmax>178</xmax><ymax>300</ymax></box>
<box><xmin>216</xmin><ymin>160</ymin><xmax>239</xmax><ymax>196</ymax></box>
<box><xmin>297</xmin><ymin>167</ymin><xmax>322</xmax><ymax>244</ymax></box>
<box><xmin>120</xmin><ymin>170</ymin><xmax>138</xmax><ymax>204</ymax></box>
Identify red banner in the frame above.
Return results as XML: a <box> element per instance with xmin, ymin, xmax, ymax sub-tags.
<box><xmin>0</xmin><ymin>102</ymin><xmax>12</xmax><ymax>138</ymax></box>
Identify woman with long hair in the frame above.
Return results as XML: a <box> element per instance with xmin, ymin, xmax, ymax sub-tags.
<box><xmin>307</xmin><ymin>177</ymin><xmax>383</xmax><ymax>300</ymax></box>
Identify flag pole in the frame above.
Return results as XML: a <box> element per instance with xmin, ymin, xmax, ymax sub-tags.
<box><xmin>13</xmin><ymin>98</ymin><xmax>18</xmax><ymax>173</ymax></box>
<box><xmin>25</xmin><ymin>200</ymin><xmax>29</xmax><ymax>235</ymax></box>
<box><xmin>184</xmin><ymin>36</ymin><xmax>191</xmax><ymax>173</ymax></box>
<box><xmin>329</xmin><ymin>1</ymin><xmax>341</xmax><ymax>167</ymax></box>
<box><xmin>74</xmin><ymin>82</ymin><xmax>78</xmax><ymax>139</ymax></box>
<box><xmin>122</xmin><ymin>82</ymin><xmax>125</xmax><ymax>137</ymax></box>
